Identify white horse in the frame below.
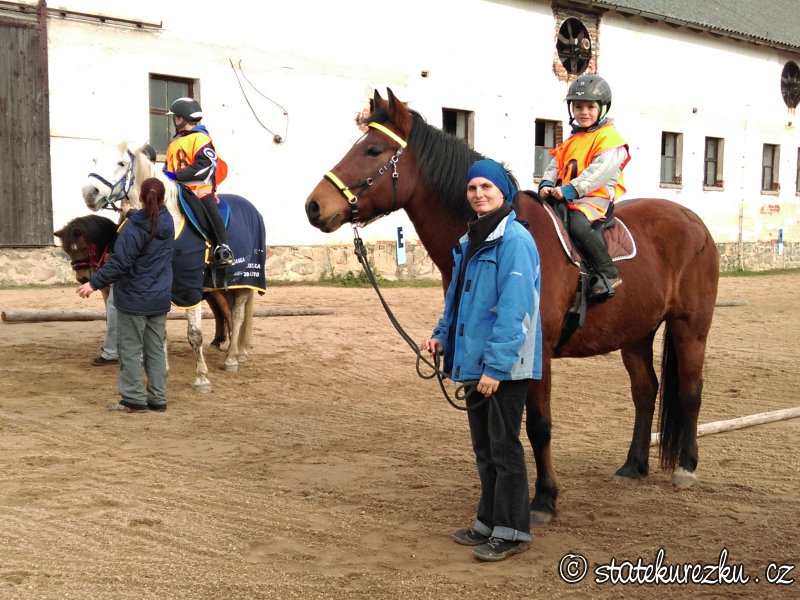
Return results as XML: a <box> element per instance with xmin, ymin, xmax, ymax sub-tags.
<box><xmin>81</xmin><ymin>142</ymin><xmax>267</xmax><ymax>393</ymax></box>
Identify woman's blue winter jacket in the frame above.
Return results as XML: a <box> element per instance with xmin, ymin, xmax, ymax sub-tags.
<box><xmin>431</xmin><ymin>211</ymin><xmax>543</xmax><ymax>383</ymax></box>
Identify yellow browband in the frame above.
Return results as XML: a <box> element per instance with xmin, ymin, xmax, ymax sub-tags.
<box><xmin>367</xmin><ymin>122</ymin><xmax>407</xmax><ymax>148</ymax></box>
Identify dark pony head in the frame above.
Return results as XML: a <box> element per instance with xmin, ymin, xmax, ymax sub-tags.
<box><xmin>365</xmin><ymin>96</ymin><xmax>519</xmax><ymax>223</ymax></box>
<box><xmin>54</xmin><ymin>214</ymin><xmax>118</xmax><ymax>282</ymax></box>
<box><xmin>139</xmin><ymin>177</ymin><xmax>166</xmax><ymax>241</ymax></box>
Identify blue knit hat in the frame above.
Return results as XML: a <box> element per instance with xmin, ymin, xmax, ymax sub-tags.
<box><xmin>465</xmin><ymin>158</ymin><xmax>517</xmax><ymax>202</ymax></box>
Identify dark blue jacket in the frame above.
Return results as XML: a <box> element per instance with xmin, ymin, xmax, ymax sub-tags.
<box><xmin>90</xmin><ymin>207</ymin><xmax>174</xmax><ymax>315</ymax></box>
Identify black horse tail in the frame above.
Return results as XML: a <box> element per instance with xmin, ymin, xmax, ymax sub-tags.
<box><xmin>657</xmin><ymin>327</ymin><xmax>682</xmax><ymax>470</ymax></box>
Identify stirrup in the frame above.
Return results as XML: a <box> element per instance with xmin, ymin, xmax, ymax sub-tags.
<box><xmin>212</xmin><ymin>244</ymin><xmax>234</xmax><ymax>267</ymax></box>
<box><xmin>588</xmin><ymin>273</ymin><xmax>621</xmax><ymax>301</ymax></box>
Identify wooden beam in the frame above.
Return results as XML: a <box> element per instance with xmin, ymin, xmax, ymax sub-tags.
<box><xmin>1</xmin><ymin>307</ymin><xmax>334</xmax><ymax>323</ymax></box>
<box><xmin>650</xmin><ymin>406</ymin><xmax>800</xmax><ymax>446</ymax></box>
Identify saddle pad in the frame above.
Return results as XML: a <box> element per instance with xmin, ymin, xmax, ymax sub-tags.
<box><xmin>540</xmin><ymin>201</ymin><xmax>636</xmax><ymax>266</ymax></box>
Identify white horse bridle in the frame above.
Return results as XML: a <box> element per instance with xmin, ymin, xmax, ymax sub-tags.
<box><xmin>87</xmin><ymin>149</ymin><xmax>136</xmax><ymax>211</ymax></box>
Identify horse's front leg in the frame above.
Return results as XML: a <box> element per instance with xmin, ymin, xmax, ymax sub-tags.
<box><xmin>223</xmin><ymin>291</ymin><xmax>250</xmax><ymax>372</ymax></box>
<box><xmin>525</xmin><ymin>362</ymin><xmax>559</xmax><ymax>526</ymax></box>
<box><xmin>616</xmin><ymin>335</ymin><xmax>659</xmax><ymax>481</ymax></box>
<box><xmin>186</xmin><ymin>304</ymin><xmax>211</xmax><ymax>393</ymax></box>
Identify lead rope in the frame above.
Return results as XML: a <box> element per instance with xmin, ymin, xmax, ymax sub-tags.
<box><xmin>352</xmin><ymin>228</ymin><xmax>505</xmax><ymax>441</ymax></box>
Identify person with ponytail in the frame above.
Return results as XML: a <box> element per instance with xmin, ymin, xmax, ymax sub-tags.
<box><xmin>77</xmin><ymin>177</ymin><xmax>175</xmax><ymax>413</ymax></box>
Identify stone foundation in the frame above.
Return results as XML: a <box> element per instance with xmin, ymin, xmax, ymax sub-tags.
<box><xmin>1</xmin><ymin>241</ymin><xmax>797</xmax><ymax>287</ymax></box>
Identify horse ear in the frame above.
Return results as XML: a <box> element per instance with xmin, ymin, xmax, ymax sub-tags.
<box><xmin>54</xmin><ymin>226</ymin><xmax>65</xmax><ymax>240</ymax></box>
<box><xmin>373</xmin><ymin>89</ymin><xmax>386</xmax><ymax>109</ymax></box>
<box><xmin>385</xmin><ymin>88</ymin><xmax>412</xmax><ymax>133</ymax></box>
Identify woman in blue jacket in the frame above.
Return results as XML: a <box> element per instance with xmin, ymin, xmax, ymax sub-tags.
<box><xmin>422</xmin><ymin>158</ymin><xmax>543</xmax><ymax>562</ymax></box>
<box><xmin>77</xmin><ymin>177</ymin><xmax>175</xmax><ymax>413</ymax></box>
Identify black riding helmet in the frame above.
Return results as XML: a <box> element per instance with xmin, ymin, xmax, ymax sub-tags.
<box><xmin>566</xmin><ymin>74</ymin><xmax>612</xmax><ymax>128</ymax></box>
<box><xmin>167</xmin><ymin>97</ymin><xmax>203</xmax><ymax>123</ymax></box>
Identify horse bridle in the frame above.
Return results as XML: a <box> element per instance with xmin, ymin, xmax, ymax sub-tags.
<box><xmin>69</xmin><ymin>238</ymin><xmax>112</xmax><ymax>275</ymax></box>
<box><xmin>324</xmin><ymin>121</ymin><xmax>406</xmax><ymax>227</ymax></box>
<box><xmin>87</xmin><ymin>149</ymin><xmax>136</xmax><ymax>212</ymax></box>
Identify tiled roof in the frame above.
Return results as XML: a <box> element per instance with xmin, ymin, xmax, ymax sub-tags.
<box><xmin>564</xmin><ymin>0</ymin><xmax>800</xmax><ymax>51</ymax></box>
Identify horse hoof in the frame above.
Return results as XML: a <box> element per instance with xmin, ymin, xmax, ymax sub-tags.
<box><xmin>193</xmin><ymin>383</ymin><xmax>212</xmax><ymax>394</ymax></box>
<box><xmin>237</xmin><ymin>355</ymin><xmax>249</xmax><ymax>364</ymax></box>
<box><xmin>531</xmin><ymin>510</ymin><xmax>553</xmax><ymax>527</ymax></box>
<box><xmin>672</xmin><ymin>467</ymin><xmax>697</xmax><ymax>489</ymax></box>
<box><xmin>612</xmin><ymin>473</ymin><xmax>641</xmax><ymax>485</ymax></box>
<box><xmin>224</xmin><ymin>363</ymin><xmax>239</xmax><ymax>373</ymax></box>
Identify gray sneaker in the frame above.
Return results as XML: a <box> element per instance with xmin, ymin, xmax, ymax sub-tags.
<box><xmin>452</xmin><ymin>528</ymin><xmax>490</xmax><ymax>546</ymax></box>
<box><xmin>473</xmin><ymin>537</ymin><xmax>529</xmax><ymax>562</ymax></box>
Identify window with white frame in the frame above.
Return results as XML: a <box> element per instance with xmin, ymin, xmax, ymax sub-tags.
<box><xmin>660</xmin><ymin>131</ymin><xmax>683</xmax><ymax>185</ymax></box>
<box><xmin>761</xmin><ymin>144</ymin><xmax>780</xmax><ymax>192</ymax></box>
<box><xmin>149</xmin><ymin>75</ymin><xmax>196</xmax><ymax>156</ymax></box>
<box><xmin>534</xmin><ymin>119</ymin><xmax>561</xmax><ymax>178</ymax></box>
<box><xmin>703</xmin><ymin>137</ymin><xmax>724</xmax><ymax>188</ymax></box>
<box><xmin>442</xmin><ymin>108</ymin><xmax>474</xmax><ymax>148</ymax></box>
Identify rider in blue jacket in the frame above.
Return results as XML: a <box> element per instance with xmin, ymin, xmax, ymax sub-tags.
<box><xmin>423</xmin><ymin>158</ymin><xmax>542</xmax><ymax>562</ymax></box>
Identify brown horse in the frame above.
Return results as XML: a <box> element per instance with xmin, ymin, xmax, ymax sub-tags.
<box><xmin>305</xmin><ymin>89</ymin><xmax>720</xmax><ymax>525</ymax></box>
<box><xmin>55</xmin><ymin>214</ymin><xmax>235</xmax><ymax>358</ymax></box>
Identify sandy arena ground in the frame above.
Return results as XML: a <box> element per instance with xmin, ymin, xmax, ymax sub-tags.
<box><xmin>1</xmin><ymin>272</ymin><xmax>798</xmax><ymax>599</ymax></box>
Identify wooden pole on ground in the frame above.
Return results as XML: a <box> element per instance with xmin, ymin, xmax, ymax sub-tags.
<box><xmin>1</xmin><ymin>307</ymin><xmax>334</xmax><ymax>323</ymax></box>
<box><xmin>650</xmin><ymin>406</ymin><xmax>800</xmax><ymax>446</ymax></box>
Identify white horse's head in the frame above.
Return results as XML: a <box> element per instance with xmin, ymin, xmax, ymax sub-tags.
<box><xmin>81</xmin><ymin>141</ymin><xmax>162</xmax><ymax>212</ymax></box>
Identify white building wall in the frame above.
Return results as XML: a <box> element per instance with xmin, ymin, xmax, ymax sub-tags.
<box><xmin>43</xmin><ymin>0</ymin><xmax>800</xmax><ymax>249</ymax></box>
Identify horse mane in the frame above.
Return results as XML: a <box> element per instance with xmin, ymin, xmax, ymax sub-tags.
<box><xmin>58</xmin><ymin>214</ymin><xmax>118</xmax><ymax>249</ymax></box>
<box><xmin>368</xmin><ymin>107</ymin><xmax>519</xmax><ymax>222</ymax></box>
<box><xmin>131</xmin><ymin>145</ymin><xmax>181</xmax><ymax>223</ymax></box>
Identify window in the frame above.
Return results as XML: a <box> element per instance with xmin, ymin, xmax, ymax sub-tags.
<box><xmin>149</xmin><ymin>75</ymin><xmax>195</xmax><ymax>155</ymax></box>
<box><xmin>533</xmin><ymin>119</ymin><xmax>561</xmax><ymax>178</ymax></box>
<box><xmin>442</xmin><ymin>108</ymin><xmax>474</xmax><ymax>148</ymax></box>
<box><xmin>556</xmin><ymin>18</ymin><xmax>592</xmax><ymax>75</ymax></box>
<box><xmin>660</xmin><ymin>132</ymin><xmax>683</xmax><ymax>185</ymax></box>
<box><xmin>703</xmin><ymin>137</ymin><xmax>724</xmax><ymax>188</ymax></box>
<box><xmin>796</xmin><ymin>148</ymin><xmax>800</xmax><ymax>194</ymax></box>
<box><xmin>761</xmin><ymin>144</ymin><xmax>780</xmax><ymax>192</ymax></box>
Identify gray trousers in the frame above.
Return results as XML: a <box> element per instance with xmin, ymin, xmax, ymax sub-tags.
<box><xmin>117</xmin><ymin>311</ymin><xmax>168</xmax><ymax>408</ymax></box>
<box><xmin>100</xmin><ymin>286</ymin><xmax>118</xmax><ymax>360</ymax></box>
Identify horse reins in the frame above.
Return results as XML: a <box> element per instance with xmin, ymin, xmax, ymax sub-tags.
<box><xmin>335</xmin><ymin>123</ymin><xmax>505</xmax><ymax>436</ymax></box>
<box><xmin>324</xmin><ymin>122</ymin><xmax>405</xmax><ymax>227</ymax></box>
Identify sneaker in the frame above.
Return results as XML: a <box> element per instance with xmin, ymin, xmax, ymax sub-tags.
<box><xmin>212</xmin><ymin>244</ymin><xmax>235</xmax><ymax>267</ymax></box>
<box><xmin>452</xmin><ymin>528</ymin><xmax>490</xmax><ymax>546</ymax></box>
<box><xmin>91</xmin><ymin>355</ymin><xmax>118</xmax><ymax>366</ymax></box>
<box><xmin>473</xmin><ymin>537</ymin><xmax>529</xmax><ymax>562</ymax></box>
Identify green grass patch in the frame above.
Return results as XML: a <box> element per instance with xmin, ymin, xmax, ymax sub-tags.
<box><xmin>719</xmin><ymin>268</ymin><xmax>800</xmax><ymax>278</ymax></box>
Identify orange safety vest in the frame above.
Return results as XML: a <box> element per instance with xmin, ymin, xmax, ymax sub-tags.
<box><xmin>551</xmin><ymin>123</ymin><xmax>629</xmax><ymax>205</ymax></box>
<box><xmin>165</xmin><ymin>130</ymin><xmax>228</xmax><ymax>198</ymax></box>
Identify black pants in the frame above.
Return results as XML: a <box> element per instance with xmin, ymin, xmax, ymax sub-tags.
<box><xmin>182</xmin><ymin>188</ymin><xmax>228</xmax><ymax>246</ymax></box>
<box><xmin>568</xmin><ymin>211</ymin><xmax>617</xmax><ymax>278</ymax></box>
<box><xmin>466</xmin><ymin>379</ymin><xmax>531</xmax><ymax>541</ymax></box>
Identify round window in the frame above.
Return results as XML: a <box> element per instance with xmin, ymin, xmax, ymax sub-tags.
<box><xmin>557</xmin><ymin>18</ymin><xmax>592</xmax><ymax>75</ymax></box>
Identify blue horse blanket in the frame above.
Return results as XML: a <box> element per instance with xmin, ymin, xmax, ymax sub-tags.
<box><xmin>172</xmin><ymin>193</ymin><xmax>267</xmax><ymax>308</ymax></box>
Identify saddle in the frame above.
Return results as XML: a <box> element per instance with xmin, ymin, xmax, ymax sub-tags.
<box><xmin>516</xmin><ymin>190</ymin><xmax>637</xmax><ymax>349</ymax></box>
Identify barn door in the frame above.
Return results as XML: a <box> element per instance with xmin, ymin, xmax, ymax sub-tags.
<box><xmin>0</xmin><ymin>0</ymin><xmax>52</xmax><ymax>246</ymax></box>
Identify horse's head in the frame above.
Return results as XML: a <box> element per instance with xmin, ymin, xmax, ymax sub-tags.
<box><xmin>54</xmin><ymin>215</ymin><xmax>118</xmax><ymax>283</ymax></box>
<box><xmin>81</xmin><ymin>142</ymin><xmax>157</xmax><ymax>212</ymax></box>
<box><xmin>305</xmin><ymin>88</ymin><xmax>415</xmax><ymax>232</ymax></box>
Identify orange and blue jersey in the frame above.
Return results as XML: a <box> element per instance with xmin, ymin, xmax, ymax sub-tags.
<box><xmin>165</xmin><ymin>125</ymin><xmax>228</xmax><ymax>199</ymax></box>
